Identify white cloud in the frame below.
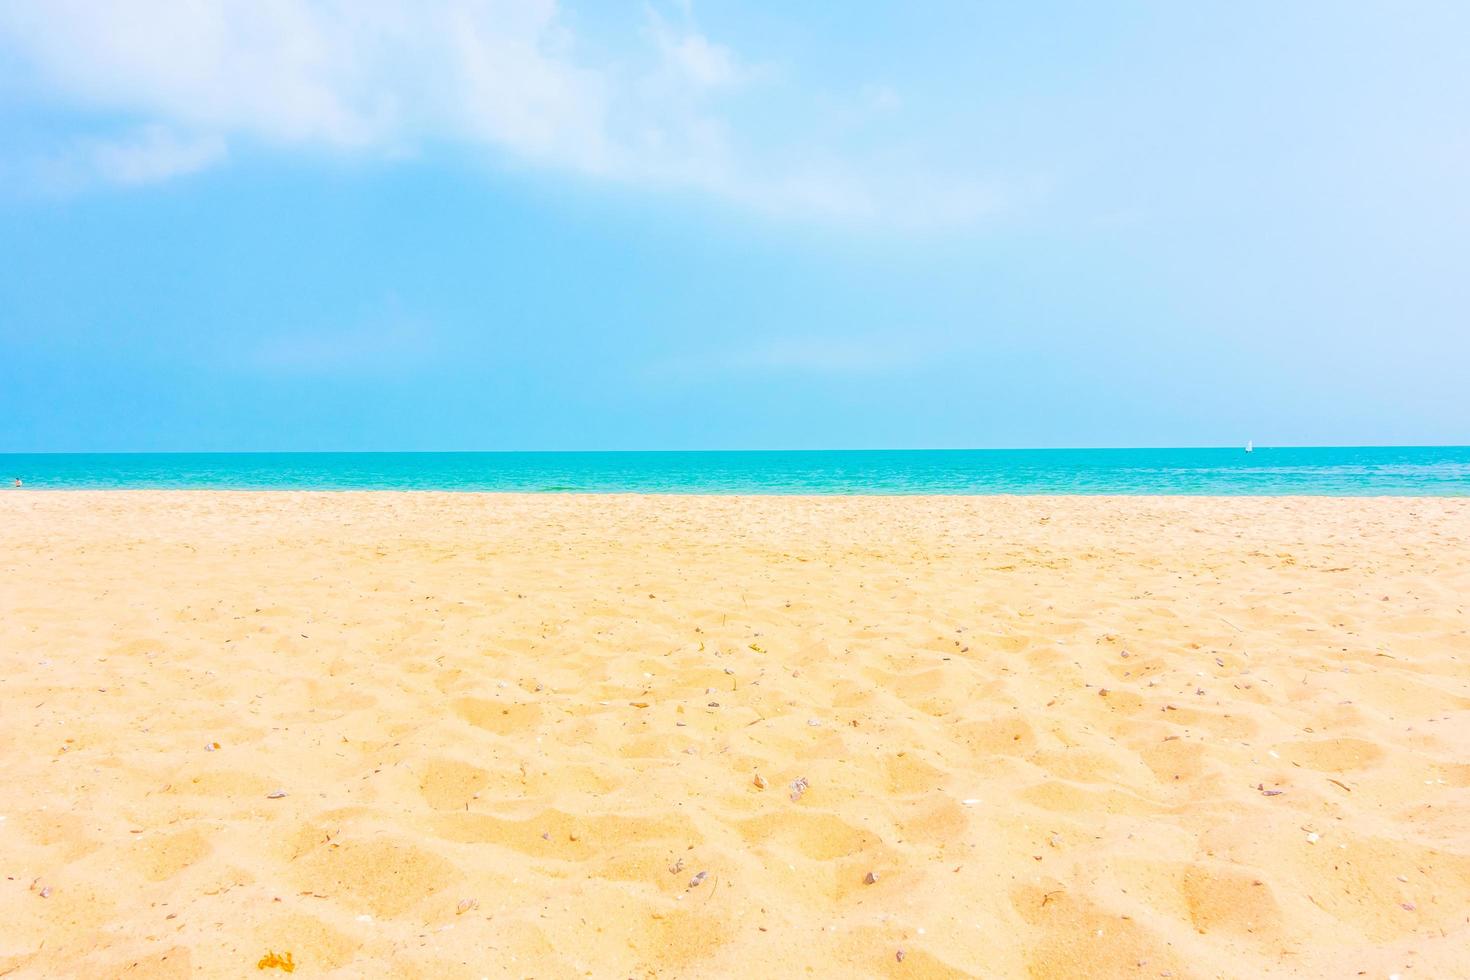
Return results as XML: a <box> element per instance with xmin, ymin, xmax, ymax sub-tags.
<box><xmin>664</xmin><ymin>32</ymin><xmax>739</xmax><ymax>88</ymax></box>
<box><xmin>0</xmin><ymin>1</ymin><xmax>597</xmax><ymax>154</ymax></box>
<box><xmin>85</xmin><ymin>126</ymin><xmax>228</xmax><ymax>185</ymax></box>
<box><xmin>645</xmin><ymin>8</ymin><xmax>745</xmax><ymax>90</ymax></box>
<box><xmin>12</xmin><ymin>124</ymin><xmax>227</xmax><ymax>191</ymax></box>
<box><xmin>0</xmin><ymin>0</ymin><xmax>1003</xmax><ymax>225</ymax></box>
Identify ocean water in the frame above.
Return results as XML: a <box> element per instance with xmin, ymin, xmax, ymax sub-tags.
<box><xmin>3</xmin><ymin>447</ymin><xmax>1468</xmax><ymax>495</ymax></box>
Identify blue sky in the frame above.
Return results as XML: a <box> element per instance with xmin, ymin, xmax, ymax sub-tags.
<box><xmin>1</xmin><ymin>1</ymin><xmax>1467</xmax><ymax>451</ymax></box>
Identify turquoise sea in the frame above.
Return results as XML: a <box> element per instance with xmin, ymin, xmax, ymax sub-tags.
<box><xmin>3</xmin><ymin>447</ymin><xmax>1468</xmax><ymax>495</ymax></box>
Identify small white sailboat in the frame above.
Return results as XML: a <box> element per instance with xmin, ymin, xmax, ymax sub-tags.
<box><xmin>1245</xmin><ymin>440</ymin><xmax>1254</xmax><ymax>453</ymax></box>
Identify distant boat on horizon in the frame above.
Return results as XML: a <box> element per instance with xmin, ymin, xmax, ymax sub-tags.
<box><xmin>1245</xmin><ymin>440</ymin><xmax>1254</xmax><ymax>453</ymax></box>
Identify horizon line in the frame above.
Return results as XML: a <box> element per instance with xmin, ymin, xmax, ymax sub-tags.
<box><xmin>4</xmin><ymin>444</ymin><xmax>1469</xmax><ymax>456</ymax></box>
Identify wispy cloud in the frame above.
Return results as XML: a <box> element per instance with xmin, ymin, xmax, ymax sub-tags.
<box><xmin>244</xmin><ymin>314</ymin><xmax>436</xmax><ymax>376</ymax></box>
<box><xmin>647</xmin><ymin>333</ymin><xmax>931</xmax><ymax>380</ymax></box>
<box><xmin>84</xmin><ymin>126</ymin><xmax>227</xmax><ymax>185</ymax></box>
<box><xmin>0</xmin><ymin>0</ymin><xmax>1006</xmax><ymax>225</ymax></box>
<box><xmin>643</xmin><ymin>6</ymin><xmax>753</xmax><ymax>92</ymax></box>
<box><xmin>14</xmin><ymin>124</ymin><xmax>228</xmax><ymax>191</ymax></box>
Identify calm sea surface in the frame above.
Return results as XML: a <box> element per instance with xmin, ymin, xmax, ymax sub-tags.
<box><xmin>3</xmin><ymin>448</ymin><xmax>1468</xmax><ymax>495</ymax></box>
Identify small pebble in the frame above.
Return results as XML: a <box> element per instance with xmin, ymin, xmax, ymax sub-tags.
<box><xmin>39</xmin><ymin>886</ymin><xmax>52</xmax><ymax>899</ymax></box>
<box><xmin>266</xmin><ymin>790</ymin><xmax>287</xmax><ymax>799</ymax></box>
<box><xmin>896</xmin><ymin>949</ymin><xmax>905</xmax><ymax>963</ymax></box>
<box><xmin>789</xmin><ymin>776</ymin><xmax>809</xmax><ymax>802</ymax></box>
<box><xmin>753</xmin><ymin>774</ymin><xmax>767</xmax><ymax>790</ymax></box>
<box><xmin>864</xmin><ymin>871</ymin><xmax>878</xmax><ymax>885</ymax></box>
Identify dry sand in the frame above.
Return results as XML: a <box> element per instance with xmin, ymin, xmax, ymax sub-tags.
<box><xmin>1</xmin><ymin>491</ymin><xmax>1468</xmax><ymax>978</ymax></box>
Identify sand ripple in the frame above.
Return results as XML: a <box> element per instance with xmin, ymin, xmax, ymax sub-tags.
<box><xmin>1</xmin><ymin>492</ymin><xmax>1467</xmax><ymax>977</ymax></box>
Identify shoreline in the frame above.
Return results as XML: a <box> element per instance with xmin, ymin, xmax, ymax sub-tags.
<box><xmin>6</xmin><ymin>487</ymin><xmax>1468</xmax><ymax>498</ymax></box>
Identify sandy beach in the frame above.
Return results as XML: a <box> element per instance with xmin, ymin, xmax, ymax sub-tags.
<box><xmin>1</xmin><ymin>491</ymin><xmax>1467</xmax><ymax>978</ymax></box>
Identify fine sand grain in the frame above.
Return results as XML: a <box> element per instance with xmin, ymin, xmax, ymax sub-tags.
<box><xmin>1</xmin><ymin>492</ymin><xmax>1468</xmax><ymax>977</ymax></box>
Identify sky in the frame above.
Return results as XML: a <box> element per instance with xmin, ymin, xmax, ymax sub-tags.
<box><xmin>1</xmin><ymin>0</ymin><xmax>1467</xmax><ymax>452</ymax></box>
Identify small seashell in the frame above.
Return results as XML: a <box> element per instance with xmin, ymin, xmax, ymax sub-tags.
<box><xmin>896</xmin><ymin>949</ymin><xmax>905</xmax><ymax>962</ymax></box>
<box><xmin>1400</xmin><ymin>902</ymin><xmax>1416</xmax><ymax>911</ymax></box>
<box><xmin>688</xmin><ymin>870</ymin><xmax>708</xmax><ymax>889</ymax></box>
<box><xmin>256</xmin><ymin>950</ymin><xmax>295</xmax><ymax>972</ymax></box>
<box><xmin>205</xmin><ymin>741</ymin><xmax>220</xmax><ymax>752</ymax></box>
<box><xmin>266</xmin><ymin>790</ymin><xmax>287</xmax><ymax>799</ymax></box>
<box><xmin>789</xmin><ymin>776</ymin><xmax>809</xmax><ymax>802</ymax></box>
<box><xmin>1306</xmin><ymin>832</ymin><xmax>1320</xmax><ymax>844</ymax></box>
<box><xmin>456</xmin><ymin>897</ymin><xmax>478</xmax><ymax>915</ymax></box>
<box><xmin>864</xmin><ymin>871</ymin><xmax>878</xmax><ymax>885</ymax></box>
<box><xmin>669</xmin><ymin>858</ymin><xmax>684</xmax><ymax>875</ymax></box>
<box><xmin>753</xmin><ymin>773</ymin><xmax>767</xmax><ymax>790</ymax></box>
<box><xmin>807</xmin><ymin>718</ymin><xmax>821</xmax><ymax>726</ymax></box>
<box><xmin>39</xmin><ymin>885</ymin><xmax>52</xmax><ymax>899</ymax></box>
